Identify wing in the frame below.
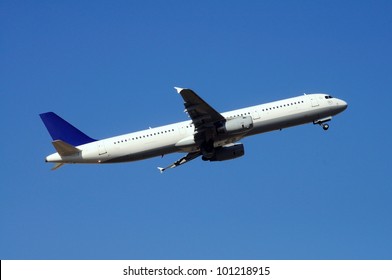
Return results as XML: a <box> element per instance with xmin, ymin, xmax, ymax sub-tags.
<box><xmin>175</xmin><ymin>87</ymin><xmax>225</xmax><ymax>155</ymax></box>
<box><xmin>175</xmin><ymin>87</ymin><xmax>225</xmax><ymax>126</ymax></box>
<box><xmin>158</xmin><ymin>152</ymin><xmax>201</xmax><ymax>173</ymax></box>
<box><xmin>158</xmin><ymin>87</ymin><xmax>226</xmax><ymax>173</ymax></box>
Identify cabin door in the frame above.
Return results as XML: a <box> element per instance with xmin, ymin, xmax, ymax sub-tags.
<box><xmin>309</xmin><ymin>96</ymin><xmax>319</xmax><ymax>107</ymax></box>
<box><xmin>98</xmin><ymin>142</ymin><xmax>107</xmax><ymax>155</ymax></box>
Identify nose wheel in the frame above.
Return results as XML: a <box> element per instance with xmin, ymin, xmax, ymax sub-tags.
<box><xmin>313</xmin><ymin>116</ymin><xmax>332</xmax><ymax>131</ymax></box>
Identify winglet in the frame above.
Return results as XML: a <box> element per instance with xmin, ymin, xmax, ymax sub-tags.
<box><xmin>174</xmin><ymin>87</ymin><xmax>184</xmax><ymax>94</ymax></box>
<box><xmin>157</xmin><ymin>167</ymin><xmax>165</xmax><ymax>173</ymax></box>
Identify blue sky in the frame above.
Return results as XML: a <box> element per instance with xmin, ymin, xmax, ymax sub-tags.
<box><xmin>1</xmin><ymin>0</ymin><xmax>391</xmax><ymax>259</ymax></box>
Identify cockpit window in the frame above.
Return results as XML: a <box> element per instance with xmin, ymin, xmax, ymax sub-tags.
<box><xmin>325</xmin><ymin>95</ymin><xmax>333</xmax><ymax>99</ymax></box>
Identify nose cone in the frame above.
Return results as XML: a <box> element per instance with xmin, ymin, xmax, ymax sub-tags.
<box><xmin>341</xmin><ymin>99</ymin><xmax>348</xmax><ymax>110</ymax></box>
<box><xmin>337</xmin><ymin>99</ymin><xmax>348</xmax><ymax>112</ymax></box>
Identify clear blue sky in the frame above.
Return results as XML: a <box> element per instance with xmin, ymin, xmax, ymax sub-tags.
<box><xmin>1</xmin><ymin>0</ymin><xmax>391</xmax><ymax>259</ymax></box>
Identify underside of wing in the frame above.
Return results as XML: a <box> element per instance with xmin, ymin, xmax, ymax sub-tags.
<box><xmin>175</xmin><ymin>87</ymin><xmax>226</xmax><ymax>157</ymax></box>
<box><xmin>175</xmin><ymin>87</ymin><xmax>225</xmax><ymax>128</ymax></box>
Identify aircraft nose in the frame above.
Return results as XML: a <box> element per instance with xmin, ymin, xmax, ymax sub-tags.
<box><xmin>335</xmin><ymin>98</ymin><xmax>348</xmax><ymax>112</ymax></box>
<box><xmin>340</xmin><ymin>99</ymin><xmax>348</xmax><ymax>110</ymax></box>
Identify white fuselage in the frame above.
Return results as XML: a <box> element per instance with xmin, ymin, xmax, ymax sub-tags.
<box><xmin>45</xmin><ymin>93</ymin><xmax>347</xmax><ymax>164</ymax></box>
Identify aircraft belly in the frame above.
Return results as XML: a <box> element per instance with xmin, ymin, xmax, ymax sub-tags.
<box><xmin>104</xmin><ymin>145</ymin><xmax>180</xmax><ymax>163</ymax></box>
<box><xmin>249</xmin><ymin>107</ymin><xmax>331</xmax><ymax>135</ymax></box>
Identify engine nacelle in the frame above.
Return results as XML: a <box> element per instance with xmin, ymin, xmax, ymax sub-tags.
<box><xmin>217</xmin><ymin>116</ymin><xmax>253</xmax><ymax>135</ymax></box>
<box><xmin>204</xmin><ymin>143</ymin><xmax>245</xmax><ymax>161</ymax></box>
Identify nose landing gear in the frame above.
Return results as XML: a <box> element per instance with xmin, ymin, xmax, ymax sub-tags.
<box><xmin>313</xmin><ymin>116</ymin><xmax>332</xmax><ymax>131</ymax></box>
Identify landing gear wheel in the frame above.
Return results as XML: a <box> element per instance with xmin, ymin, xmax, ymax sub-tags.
<box><xmin>322</xmin><ymin>123</ymin><xmax>329</xmax><ymax>131</ymax></box>
<box><xmin>201</xmin><ymin>140</ymin><xmax>215</xmax><ymax>159</ymax></box>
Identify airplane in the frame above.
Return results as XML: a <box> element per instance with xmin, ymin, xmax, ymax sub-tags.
<box><xmin>40</xmin><ymin>87</ymin><xmax>347</xmax><ymax>172</ymax></box>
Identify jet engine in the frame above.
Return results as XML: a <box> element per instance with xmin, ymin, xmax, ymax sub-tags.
<box><xmin>217</xmin><ymin>116</ymin><xmax>253</xmax><ymax>135</ymax></box>
<box><xmin>203</xmin><ymin>143</ymin><xmax>245</xmax><ymax>161</ymax></box>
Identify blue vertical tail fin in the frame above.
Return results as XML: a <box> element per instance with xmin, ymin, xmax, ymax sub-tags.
<box><xmin>39</xmin><ymin>112</ymin><xmax>97</xmax><ymax>146</ymax></box>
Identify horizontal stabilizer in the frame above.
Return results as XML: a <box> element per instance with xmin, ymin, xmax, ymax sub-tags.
<box><xmin>52</xmin><ymin>140</ymin><xmax>81</xmax><ymax>157</ymax></box>
<box><xmin>51</xmin><ymin>163</ymin><xmax>65</xmax><ymax>170</ymax></box>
